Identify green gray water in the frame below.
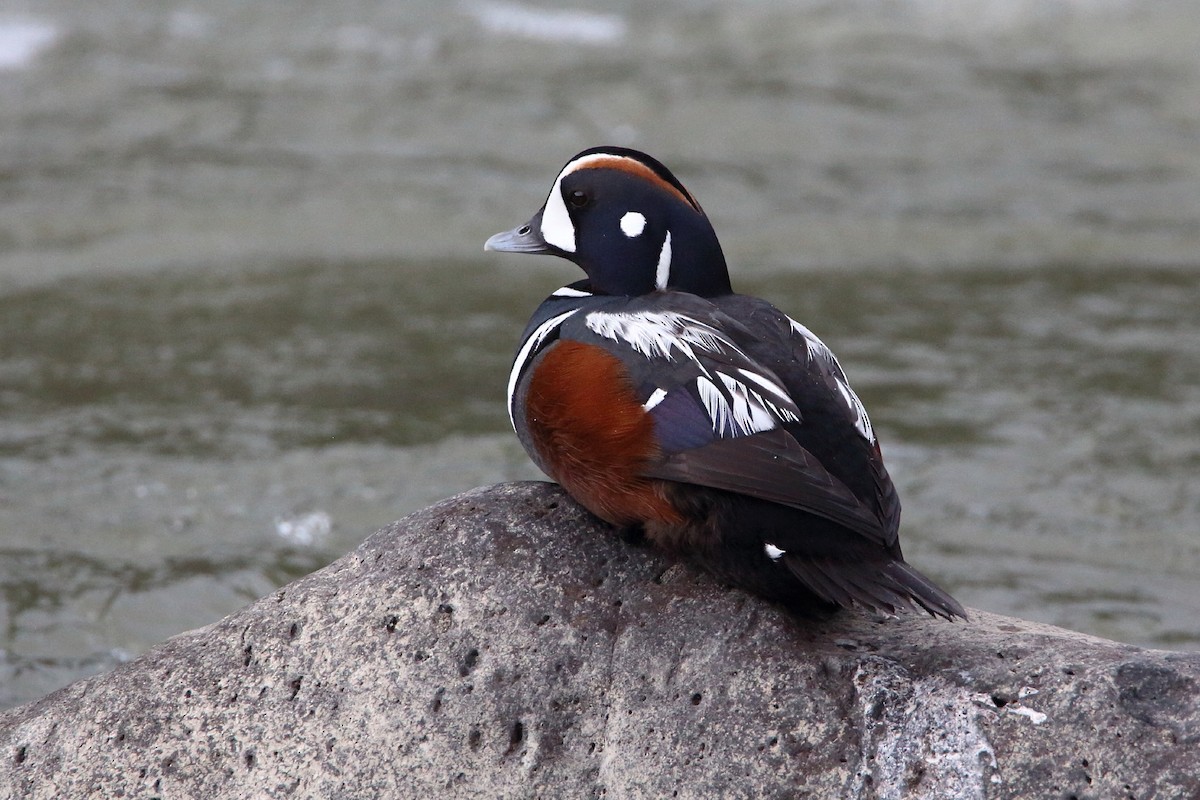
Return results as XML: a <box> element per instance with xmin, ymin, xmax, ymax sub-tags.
<box><xmin>1</xmin><ymin>0</ymin><xmax>1198</xmax><ymax>708</ymax></box>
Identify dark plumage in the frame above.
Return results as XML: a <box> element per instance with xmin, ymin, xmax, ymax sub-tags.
<box><xmin>486</xmin><ymin>146</ymin><xmax>964</xmax><ymax>620</ymax></box>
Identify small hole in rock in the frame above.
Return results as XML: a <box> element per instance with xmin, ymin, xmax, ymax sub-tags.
<box><xmin>505</xmin><ymin>721</ymin><xmax>525</xmax><ymax>755</ymax></box>
<box><xmin>690</xmin><ymin>693</ymin><xmax>703</xmax><ymax>705</ymax></box>
<box><xmin>459</xmin><ymin>648</ymin><xmax>480</xmax><ymax>677</ymax></box>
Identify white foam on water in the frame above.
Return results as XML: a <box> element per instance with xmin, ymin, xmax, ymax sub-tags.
<box><xmin>0</xmin><ymin>18</ymin><xmax>58</xmax><ymax>71</ymax></box>
<box><xmin>464</xmin><ymin>1</ymin><xmax>626</xmax><ymax>46</ymax></box>
<box><xmin>274</xmin><ymin>511</ymin><xmax>333</xmax><ymax>546</ymax></box>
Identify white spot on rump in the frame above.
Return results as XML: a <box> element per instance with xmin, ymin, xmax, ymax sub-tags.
<box><xmin>654</xmin><ymin>231</ymin><xmax>672</xmax><ymax>290</ymax></box>
<box><xmin>620</xmin><ymin>211</ymin><xmax>646</xmax><ymax>238</ymax></box>
<box><xmin>764</xmin><ymin>543</ymin><xmax>786</xmax><ymax>560</ymax></box>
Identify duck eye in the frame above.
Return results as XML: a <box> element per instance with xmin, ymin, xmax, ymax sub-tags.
<box><xmin>567</xmin><ymin>189</ymin><xmax>590</xmax><ymax>208</ymax></box>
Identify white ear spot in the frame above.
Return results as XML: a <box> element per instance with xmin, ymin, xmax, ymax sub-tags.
<box><xmin>764</xmin><ymin>543</ymin><xmax>786</xmax><ymax>560</ymax></box>
<box><xmin>620</xmin><ymin>211</ymin><xmax>646</xmax><ymax>238</ymax></box>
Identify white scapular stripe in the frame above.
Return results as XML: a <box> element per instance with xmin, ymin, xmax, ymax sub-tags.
<box><xmin>764</xmin><ymin>543</ymin><xmax>787</xmax><ymax>560</ymax></box>
<box><xmin>716</xmin><ymin>372</ymin><xmax>779</xmax><ymax>433</ymax></box>
<box><xmin>507</xmin><ymin>309</ymin><xmax>580</xmax><ymax>430</ymax></box>
<box><xmin>654</xmin><ymin>230</ymin><xmax>672</xmax><ymax>290</ymax></box>
<box><xmin>695</xmin><ymin>376</ymin><xmax>731</xmax><ymax>433</ymax></box>
<box><xmin>788</xmin><ymin>316</ymin><xmax>875</xmax><ymax>443</ymax></box>
<box><xmin>585</xmin><ymin>310</ymin><xmax>738</xmax><ymax>363</ymax></box>
<box><xmin>620</xmin><ymin>211</ymin><xmax>646</xmax><ymax>237</ymax></box>
<box><xmin>736</xmin><ymin>367</ymin><xmax>794</xmax><ymax>407</ymax></box>
<box><xmin>696</xmin><ymin>370</ymin><xmax>798</xmax><ymax>438</ymax></box>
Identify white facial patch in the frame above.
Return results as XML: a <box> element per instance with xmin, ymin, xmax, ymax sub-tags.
<box><xmin>539</xmin><ymin>152</ymin><xmax>630</xmax><ymax>254</ymax></box>
<box><xmin>764</xmin><ymin>543</ymin><xmax>787</xmax><ymax>560</ymax></box>
<box><xmin>654</xmin><ymin>231</ymin><xmax>672</xmax><ymax>290</ymax></box>
<box><xmin>540</xmin><ymin>182</ymin><xmax>576</xmax><ymax>253</ymax></box>
<box><xmin>620</xmin><ymin>211</ymin><xmax>646</xmax><ymax>238</ymax></box>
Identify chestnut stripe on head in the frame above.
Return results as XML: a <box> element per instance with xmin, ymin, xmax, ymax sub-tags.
<box><xmin>539</xmin><ymin>152</ymin><xmax>703</xmax><ymax>254</ymax></box>
<box><xmin>572</xmin><ymin>155</ymin><xmax>702</xmax><ymax>213</ymax></box>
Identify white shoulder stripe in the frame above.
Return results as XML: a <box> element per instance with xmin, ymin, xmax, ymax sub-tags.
<box><xmin>551</xmin><ymin>285</ymin><xmax>592</xmax><ymax>298</ymax></box>
<box><xmin>642</xmin><ymin>387</ymin><xmax>668</xmax><ymax>411</ymax></box>
<box><xmin>507</xmin><ymin>309</ymin><xmax>580</xmax><ymax>430</ymax></box>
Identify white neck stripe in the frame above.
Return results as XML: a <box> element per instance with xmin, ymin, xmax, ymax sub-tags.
<box><xmin>654</xmin><ymin>230</ymin><xmax>672</xmax><ymax>290</ymax></box>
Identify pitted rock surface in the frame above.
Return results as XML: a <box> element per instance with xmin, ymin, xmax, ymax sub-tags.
<box><xmin>1</xmin><ymin>482</ymin><xmax>1197</xmax><ymax>799</ymax></box>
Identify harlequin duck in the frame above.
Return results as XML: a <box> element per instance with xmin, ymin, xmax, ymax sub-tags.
<box><xmin>485</xmin><ymin>146</ymin><xmax>964</xmax><ymax>620</ymax></box>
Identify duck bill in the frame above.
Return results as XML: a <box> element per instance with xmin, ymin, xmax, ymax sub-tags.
<box><xmin>484</xmin><ymin>211</ymin><xmax>553</xmax><ymax>255</ymax></box>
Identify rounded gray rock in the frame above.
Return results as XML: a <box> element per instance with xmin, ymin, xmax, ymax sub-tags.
<box><xmin>1</xmin><ymin>482</ymin><xmax>1197</xmax><ymax>798</ymax></box>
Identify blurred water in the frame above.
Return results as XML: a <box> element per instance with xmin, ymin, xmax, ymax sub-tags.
<box><xmin>0</xmin><ymin>0</ymin><xmax>1198</xmax><ymax>708</ymax></box>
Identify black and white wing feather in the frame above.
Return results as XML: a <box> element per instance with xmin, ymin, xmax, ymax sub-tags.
<box><xmin>560</xmin><ymin>292</ymin><xmax>893</xmax><ymax>548</ymax></box>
